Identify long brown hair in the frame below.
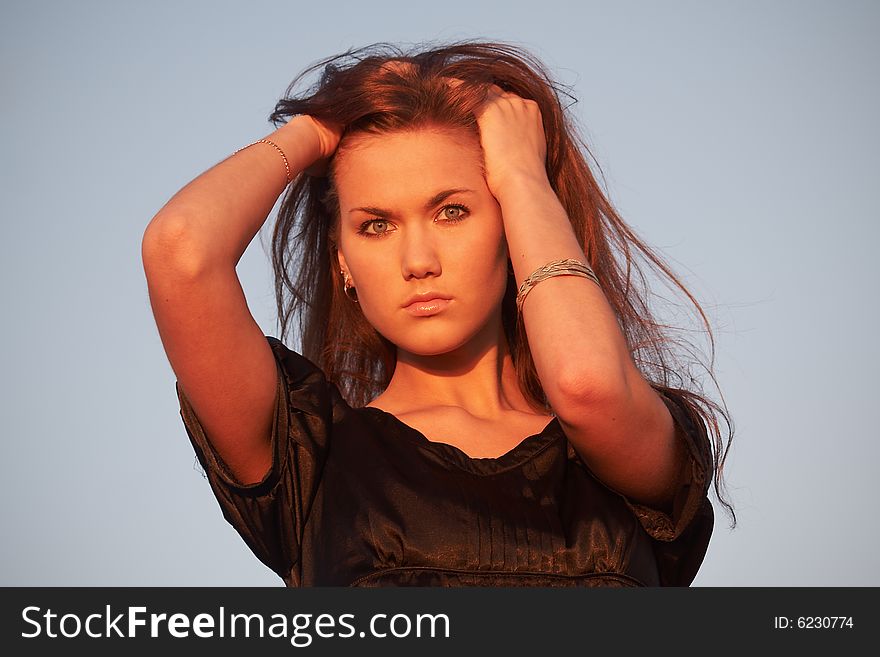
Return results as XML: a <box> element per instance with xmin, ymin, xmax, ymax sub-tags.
<box><xmin>267</xmin><ymin>40</ymin><xmax>736</xmax><ymax>527</ymax></box>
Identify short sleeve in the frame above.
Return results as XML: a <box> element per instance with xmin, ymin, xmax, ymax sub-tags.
<box><xmin>175</xmin><ymin>336</ymin><xmax>337</xmax><ymax>584</ymax></box>
<box><xmin>620</xmin><ymin>388</ymin><xmax>715</xmax><ymax>585</ymax></box>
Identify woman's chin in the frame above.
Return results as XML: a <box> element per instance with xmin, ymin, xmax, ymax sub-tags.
<box><xmin>390</xmin><ymin>340</ymin><xmax>465</xmax><ymax>359</ymax></box>
<box><xmin>381</xmin><ymin>329</ymin><xmax>470</xmax><ymax>359</ymax></box>
<box><xmin>369</xmin><ymin>306</ymin><xmax>503</xmax><ymax>359</ymax></box>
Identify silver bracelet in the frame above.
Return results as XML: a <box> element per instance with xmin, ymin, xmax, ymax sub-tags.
<box><xmin>515</xmin><ymin>258</ymin><xmax>600</xmax><ymax>314</ymax></box>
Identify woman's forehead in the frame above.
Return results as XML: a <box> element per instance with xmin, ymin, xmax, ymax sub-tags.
<box><xmin>339</xmin><ymin>124</ymin><xmax>478</xmax><ymax>155</ymax></box>
<box><xmin>333</xmin><ymin>128</ymin><xmax>484</xmax><ymax>189</ymax></box>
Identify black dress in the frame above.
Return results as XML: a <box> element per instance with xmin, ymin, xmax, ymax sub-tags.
<box><xmin>176</xmin><ymin>336</ymin><xmax>714</xmax><ymax>587</ymax></box>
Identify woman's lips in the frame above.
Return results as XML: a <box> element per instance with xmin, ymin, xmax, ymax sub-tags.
<box><xmin>403</xmin><ymin>298</ymin><xmax>451</xmax><ymax>316</ymax></box>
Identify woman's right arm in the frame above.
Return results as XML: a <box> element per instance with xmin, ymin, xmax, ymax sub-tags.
<box><xmin>141</xmin><ymin>115</ymin><xmax>341</xmax><ymax>486</ymax></box>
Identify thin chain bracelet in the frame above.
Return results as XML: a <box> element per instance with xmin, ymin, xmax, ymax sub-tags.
<box><xmin>515</xmin><ymin>258</ymin><xmax>601</xmax><ymax>314</ymax></box>
<box><xmin>232</xmin><ymin>138</ymin><xmax>292</xmax><ymax>183</ymax></box>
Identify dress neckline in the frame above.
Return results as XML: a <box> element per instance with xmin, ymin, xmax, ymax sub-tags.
<box><xmin>359</xmin><ymin>406</ymin><xmax>563</xmax><ymax>476</ymax></box>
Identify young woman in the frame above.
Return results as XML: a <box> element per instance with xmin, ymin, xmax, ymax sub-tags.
<box><xmin>142</xmin><ymin>41</ymin><xmax>734</xmax><ymax>587</ymax></box>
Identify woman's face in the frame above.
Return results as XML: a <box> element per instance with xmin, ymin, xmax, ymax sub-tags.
<box><xmin>333</xmin><ymin>126</ymin><xmax>510</xmax><ymax>358</ymax></box>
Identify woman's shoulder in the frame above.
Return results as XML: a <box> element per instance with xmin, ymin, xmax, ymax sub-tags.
<box><xmin>266</xmin><ymin>336</ymin><xmax>325</xmax><ymax>383</ymax></box>
<box><xmin>265</xmin><ymin>336</ymin><xmax>352</xmax><ymax>424</ymax></box>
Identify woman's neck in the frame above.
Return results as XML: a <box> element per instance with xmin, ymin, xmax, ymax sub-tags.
<box><xmin>376</xmin><ymin>320</ymin><xmax>532</xmax><ymax>419</ymax></box>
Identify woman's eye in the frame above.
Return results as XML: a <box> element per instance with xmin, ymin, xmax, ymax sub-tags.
<box><xmin>439</xmin><ymin>204</ymin><xmax>469</xmax><ymax>222</ymax></box>
<box><xmin>358</xmin><ymin>219</ymin><xmax>391</xmax><ymax>238</ymax></box>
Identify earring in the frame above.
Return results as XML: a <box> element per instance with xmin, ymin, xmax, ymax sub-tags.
<box><xmin>340</xmin><ymin>269</ymin><xmax>359</xmax><ymax>303</ymax></box>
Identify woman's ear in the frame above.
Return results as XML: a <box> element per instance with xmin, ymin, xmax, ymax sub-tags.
<box><xmin>337</xmin><ymin>250</ymin><xmax>352</xmax><ymax>282</ymax></box>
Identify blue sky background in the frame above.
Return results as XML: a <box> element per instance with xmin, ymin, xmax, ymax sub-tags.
<box><xmin>2</xmin><ymin>0</ymin><xmax>877</xmax><ymax>586</ymax></box>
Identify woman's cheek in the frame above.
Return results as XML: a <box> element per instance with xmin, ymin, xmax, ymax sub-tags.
<box><xmin>359</xmin><ymin>292</ymin><xmax>392</xmax><ymax>333</ymax></box>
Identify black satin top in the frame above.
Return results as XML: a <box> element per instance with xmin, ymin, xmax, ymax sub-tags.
<box><xmin>176</xmin><ymin>336</ymin><xmax>714</xmax><ymax>587</ymax></box>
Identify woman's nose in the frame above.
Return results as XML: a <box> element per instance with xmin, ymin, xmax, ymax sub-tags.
<box><xmin>400</xmin><ymin>227</ymin><xmax>441</xmax><ymax>280</ymax></box>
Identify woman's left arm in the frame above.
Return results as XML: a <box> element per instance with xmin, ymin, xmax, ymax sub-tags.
<box><xmin>477</xmin><ymin>86</ymin><xmax>688</xmax><ymax>511</ymax></box>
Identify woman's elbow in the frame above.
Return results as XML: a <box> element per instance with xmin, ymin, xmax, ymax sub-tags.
<box><xmin>141</xmin><ymin>214</ymin><xmax>213</xmax><ymax>280</ymax></box>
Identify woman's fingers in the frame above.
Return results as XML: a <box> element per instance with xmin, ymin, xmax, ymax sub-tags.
<box><xmin>313</xmin><ymin>116</ymin><xmax>344</xmax><ymax>159</ymax></box>
<box><xmin>472</xmin><ymin>83</ymin><xmax>547</xmax><ymax>197</ymax></box>
<box><xmin>301</xmin><ymin>115</ymin><xmax>344</xmax><ymax>177</ymax></box>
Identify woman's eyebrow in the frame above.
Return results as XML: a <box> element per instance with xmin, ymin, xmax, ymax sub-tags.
<box><xmin>348</xmin><ymin>188</ymin><xmax>475</xmax><ymax>216</ymax></box>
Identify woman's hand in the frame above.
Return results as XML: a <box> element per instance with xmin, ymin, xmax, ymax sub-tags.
<box><xmin>298</xmin><ymin>114</ymin><xmax>344</xmax><ymax>177</ymax></box>
<box><xmin>474</xmin><ymin>85</ymin><xmax>549</xmax><ymax>200</ymax></box>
